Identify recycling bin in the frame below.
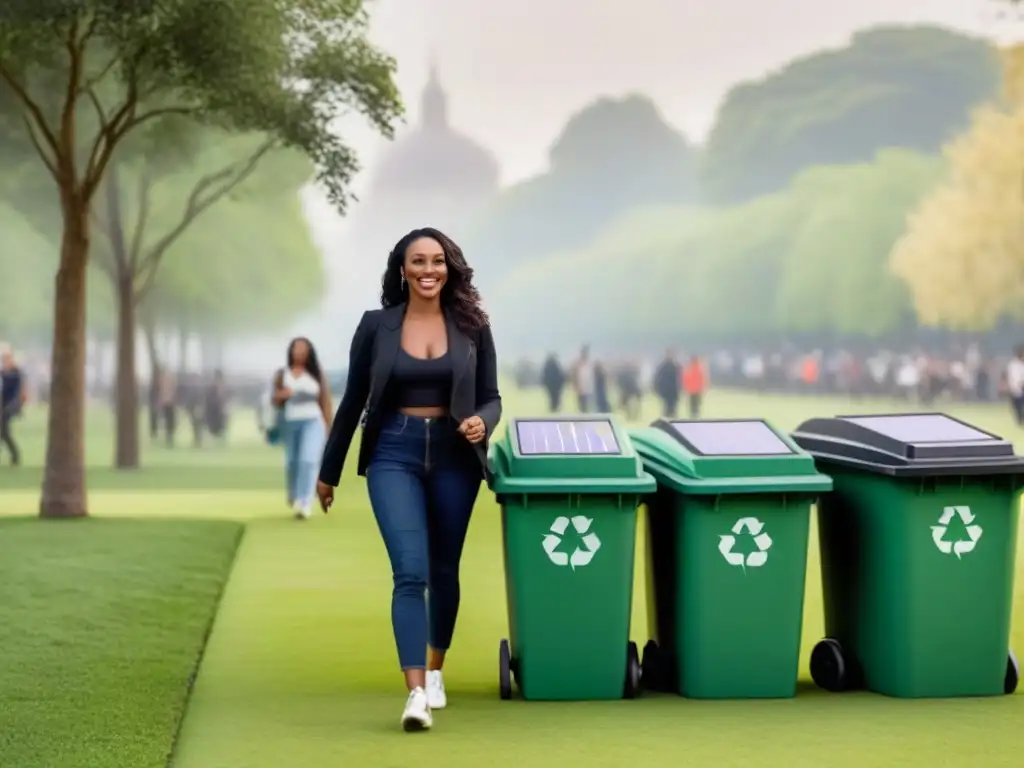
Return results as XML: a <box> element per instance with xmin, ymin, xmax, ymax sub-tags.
<box><xmin>488</xmin><ymin>415</ymin><xmax>656</xmax><ymax>701</ymax></box>
<box><xmin>629</xmin><ymin>418</ymin><xmax>832</xmax><ymax>698</ymax></box>
<box><xmin>792</xmin><ymin>412</ymin><xmax>1024</xmax><ymax>698</ymax></box>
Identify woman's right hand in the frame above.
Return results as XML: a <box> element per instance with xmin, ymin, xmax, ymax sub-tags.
<box><xmin>273</xmin><ymin>387</ymin><xmax>293</xmax><ymax>405</ymax></box>
<box><xmin>316</xmin><ymin>480</ymin><xmax>334</xmax><ymax>513</ymax></box>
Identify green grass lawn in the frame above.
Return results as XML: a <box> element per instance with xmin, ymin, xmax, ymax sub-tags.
<box><xmin>0</xmin><ymin>517</ymin><xmax>242</xmax><ymax>768</ymax></box>
<box><xmin>1</xmin><ymin>388</ymin><xmax>1023</xmax><ymax>767</ymax></box>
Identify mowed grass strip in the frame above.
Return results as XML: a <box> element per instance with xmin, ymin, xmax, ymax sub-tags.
<box><xmin>0</xmin><ymin>517</ymin><xmax>243</xmax><ymax>768</ymax></box>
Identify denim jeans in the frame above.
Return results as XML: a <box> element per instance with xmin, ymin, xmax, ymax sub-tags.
<box><xmin>367</xmin><ymin>412</ymin><xmax>482</xmax><ymax>670</ymax></box>
<box><xmin>282</xmin><ymin>417</ymin><xmax>325</xmax><ymax>507</ymax></box>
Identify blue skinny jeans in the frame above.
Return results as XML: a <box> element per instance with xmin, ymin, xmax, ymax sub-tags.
<box><xmin>367</xmin><ymin>412</ymin><xmax>482</xmax><ymax>670</ymax></box>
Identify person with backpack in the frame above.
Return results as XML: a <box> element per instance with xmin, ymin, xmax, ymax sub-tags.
<box><xmin>271</xmin><ymin>337</ymin><xmax>333</xmax><ymax>519</ymax></box>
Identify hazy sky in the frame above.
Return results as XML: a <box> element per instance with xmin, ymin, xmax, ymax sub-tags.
<box><xmin>287</xmin><ymin>0</ymin><xmax>1018</xmax><ymax>361</ymax></box>
<box><xmin>357</xmin><ymin>0</ymin><xmax>1014</xmax><ymax>188</ymax></box>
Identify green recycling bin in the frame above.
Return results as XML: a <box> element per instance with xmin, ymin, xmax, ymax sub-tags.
<box><xmin>488</xmin><ymin>415</ymin><xmax>655</xmax><ymax>701</ymax></box>
<box><xmin>629</xmin><ymin>418</ymin><xmax>832</xmax><ymax>699</ymax></box>
<box><xmin>792</xmin><ymin>412</ymin><xmax>1024</xmax><ymax>698</ymax></box>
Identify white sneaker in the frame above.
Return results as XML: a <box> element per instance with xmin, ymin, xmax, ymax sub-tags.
<box><xmin>426</xmin><ymin>670</ymin><xmax>447</xmax><ymax>709</ymax></box>
<box><xmin>401</xmin><ymin>687</ymin><xmax>432</xmax><ymax>731</ymax></box>
<box><xmin>292</xmin><ymin>501</ymin><xmax>309</xmax><ymax>520</ymax></box>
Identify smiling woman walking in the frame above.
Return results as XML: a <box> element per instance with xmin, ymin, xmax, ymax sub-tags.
<box><xmin>316</xmin><ymin>227</ymin><xmax>501</xmax><ymax>732</ymax></box>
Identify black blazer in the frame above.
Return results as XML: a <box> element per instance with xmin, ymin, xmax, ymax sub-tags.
<box><xmin>318</xmin><ymin>304</ymin><xmax>502</xmax><ymax>485</ymax></box>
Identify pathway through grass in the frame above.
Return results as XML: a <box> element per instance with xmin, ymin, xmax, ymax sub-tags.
<box><xmin>172</xmin><ymin>500</ymin><xmax>1024</xmax><ymax>767</ymax></box>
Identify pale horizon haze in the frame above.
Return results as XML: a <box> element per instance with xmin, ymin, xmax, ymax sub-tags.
<box><xmin>279</xmin><ymin>0</ymin><xmax>1022</xmax><ymax>367</ymax></box>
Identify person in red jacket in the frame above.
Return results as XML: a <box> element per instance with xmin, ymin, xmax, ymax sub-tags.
<box><xmin>682</xmin><ymin>355</ymin><xmax>708</xmax><ymax>419</ymax></box>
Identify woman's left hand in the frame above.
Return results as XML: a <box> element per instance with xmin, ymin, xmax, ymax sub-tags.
<box><xmin>458</xmin><ymin>415</ymin><xmax>486</xmax><ymax>444</ymax></box>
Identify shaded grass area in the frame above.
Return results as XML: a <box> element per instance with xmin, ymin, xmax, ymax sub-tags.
<box><xmin>0</xmin><ymin>518</ymin><xmax>243</xmax><ymax>768</ymax></box>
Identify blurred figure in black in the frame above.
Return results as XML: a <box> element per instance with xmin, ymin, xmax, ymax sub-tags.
<box><xmin>653</xmin><ymin>349</ymin><xmax>681</xmax><ymax>418</ymax></box>
<box><xmin>183</xmin><ymin>372</ymin><xmax>205</xmax><ymax>447</ymax></box>
<box><xmin>205</xmin><ymin>370</ymin><xmax>229</xmax><ymax>442</ymax></box>
<box><xmin>617</xmin><ymin>360</ymin><xmax>642</xmax><ymax>421</ymax></box>
<box><xmin>1</xmin><ymin>348</ymin><xmax>26</xmax><ymax>466</ymax></box>
<box><xmin>541</xmin><ymin>353</ymin><xmax>565</xmax><ymax>413</ymax></box>
<box><xmin>148</xmin><ymin>367</ymin><xmax>162</xmax><ymax>440</ymax></box>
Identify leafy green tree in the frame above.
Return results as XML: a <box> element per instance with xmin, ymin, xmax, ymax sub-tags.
<box><xmin>775</xmin><ymin>150</ymin><xmax>943</xmax><ymax>336</ymax></box>
<box><xmin>0</xmin><ymin>1</ymin><xmax>401</xmax><ymax>517</ymax></box>
<box><xmin>464</xmin><ymin>93</ymin><xmax>696</xmax><ymax>286</ymax></box>
<box><xmin>701</xmin><ymin>25</ymin><xmax>997</xmax><ymax>204</ymax></box>
<box><xmin>490</xmin><ymin>152</ymin><xmax>939</xmax><ymax>351</ymax></box>
<box><xmin>147</xmin><ymin>192</ymin><xmax>325</xmax><ymax>342</ymax></box>
<box><xmin>92</xmin><ymin>131</ymin><xmax>302</xmax><ymax>469</ymax></box>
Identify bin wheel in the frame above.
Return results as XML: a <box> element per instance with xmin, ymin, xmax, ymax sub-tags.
<box><xmin>810</xmin><ymin>638</ymin><xmax>849</xmax><ymax>692</ymax></box>
<box><xmin>1006</xmin><ymin>650</ymin><xmax>1019</xmax><ymax>695</ymax></box>
<box><xmin>641</xmin><ymin>640</ymin><xmax>661</xmax><ymax>691</ymax></box>
<box><xmin>624</xmin><ymin>641</ymin><xmax>641</xmax><ymax>699</ymax></box>
<box><xmin>498</xmin><ymin>639</ymin><xmax>512</xmax><ymax>700</ymax></box>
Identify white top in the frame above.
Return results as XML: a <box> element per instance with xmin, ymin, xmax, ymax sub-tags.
<box><xmin>1007</xmin><ymin>358</ymin><xmax>1024</xmax><ymax>397</ymax></box>
<box><xmin>576</xmin><ymin>360</ymin><xmax>595</xmax><ymax>395</ymax></box>
<box><xmin>896</xmin><ymin>361</ymin><xmax>919</xmax><ymax>388</ymax></box>
<box><xmin>282</xmin><ymin>368</ymin><xmax>322</xmax><ymax>421</ymax></box>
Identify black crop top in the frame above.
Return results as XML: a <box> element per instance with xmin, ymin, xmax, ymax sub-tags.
<box><xmin>384</xmin><ymin>349</ymin><xmax>453</xmax><ymax>409</ymax></box>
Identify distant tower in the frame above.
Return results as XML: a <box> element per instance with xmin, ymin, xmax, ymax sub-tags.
<box><xmin>421</xmin><ymin>57</ymin><xmax>448</xmax><ymax>130</ymax></box>
<box><xmin>323</xmin><ymin>61</ymin><xmax>502</xmax><ymax>339</ymax></box>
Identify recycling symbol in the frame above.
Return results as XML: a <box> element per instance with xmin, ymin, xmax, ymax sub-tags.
<box><xmin>718</xmin><ymin>517</ymin><xmax>772</xmax><ymax>569</ymax></box>
<box><xmin>542</xmin><ymin>516</ymin><xmax>601</xmax><ymax>570</ymax></box>
<box><xmin>931</xmin><ymin>506</ymin><xmax>982</xmax><ymax>558</ymax></box>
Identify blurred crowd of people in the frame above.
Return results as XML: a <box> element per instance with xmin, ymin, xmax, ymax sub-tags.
<box><xmin>516</xmin><ymin>346</ymin><xmax>709</xmax><ymax>421</ymax></box>
<box><xmin>513</xmin><ymin>342</ymin><xmax>1024</xmax><ymax>426</ymax></box>
<box><xmin>146</xmin><ymin>368</ymin><xmax>230</xmax><ymax>448</ymax></box>
<box><xmin>704</xmin><ymin>345</ymin><xmax>1013</xmax><ymax>404</ymax></box>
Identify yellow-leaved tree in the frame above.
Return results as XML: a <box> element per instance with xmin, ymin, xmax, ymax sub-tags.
<box><xmin>890</xmin><ymin>44</ymin><xmax>1024</xmax><ymax>330</ymax></box>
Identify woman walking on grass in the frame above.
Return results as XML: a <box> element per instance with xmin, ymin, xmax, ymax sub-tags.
<box><xmin>316</xmin><ymin>227</ymin><xmax>501</xmax><ymax>732</ymax></box>
<box><xmin>272</xmin><ymin>338</ymin><xmax>332</xmax><ymax>519</ymax></box>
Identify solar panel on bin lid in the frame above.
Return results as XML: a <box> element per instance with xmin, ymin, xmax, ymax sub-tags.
<box><xmin>670</xmin><ymin>420</ymin><xmax>794</xmax><ymax>456</ymax></box>
<box><xmin>842</xmin><ymin>414</ymin><xmax>993</xmax><ymax>444</ymax></box>
<box><xmin>515</xmin><ymin>420</ymin><xmax>621</xmax><ymax>455</ymax></box>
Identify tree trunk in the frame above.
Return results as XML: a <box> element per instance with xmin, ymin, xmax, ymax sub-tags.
<box><xmin>40</xmin><ymin>198</ymin><xmax>90</xmax><ymax>518</ymax></box>
<box><xmin>114</xmin><ymin>277</ymin><xmax>139</xmax><ymax>469</ymax></box>
<box><xmin>107</xmin><ymin>167</ymin><xmax>140</xmax><ymax>470</ymax></box>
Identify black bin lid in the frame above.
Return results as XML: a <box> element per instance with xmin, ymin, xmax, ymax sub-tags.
<box><xmin>790</xmin><ymin>412</ymin><xmax>1024</xmax><ymax>477</ymax></box>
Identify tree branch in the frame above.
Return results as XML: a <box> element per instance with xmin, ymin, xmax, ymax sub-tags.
<box><xmin>21</xmin><ymin>116</ymin><xmax>59</xmax><ymax>179</ymax></box>
<box><xmin>82</xmin><ymin>49</ymin><xmax>144</xmax><ymax>198</ymax></box>
<box><xmin>0</xmin><ymin>68</ymin><xmax>61</xmax><ymax>162</ymax></box>
<box><xmin>128</xmin><ymin>165</ymin><xmax>154</xmax><ymax>271</ymax></box>
<box><xmin>134</xmin><ymin>139</ymin><xmax>277</xmax><ymax>302</ymax></box>
<box><xmin>59</xmin><ymin>18</ymin><xmax>84</xmax><ymax>177</ymax></box>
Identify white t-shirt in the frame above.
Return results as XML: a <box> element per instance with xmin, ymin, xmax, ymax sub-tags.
<box><xmin>1007</xmin><ymin>358</ymin><xmax>1024</xmax><ymax>397</ymax></box>
<box><xmin>576</xmin><ymin>360</ymin><xmax>595</xmax><ymax>396</ymax></box>
<box><xmin>282</xmin><ymin>369</ymin><xmax>322</xmax><ymax>421</ymax></box>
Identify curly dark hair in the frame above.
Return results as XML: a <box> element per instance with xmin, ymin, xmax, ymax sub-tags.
<box><xmin>380</xmin><ymin>227</ymin><xmax>489</xmax><ymax>334</ymax></box>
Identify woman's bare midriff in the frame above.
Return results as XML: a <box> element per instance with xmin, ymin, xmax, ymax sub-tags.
<box><xmin>400</xmin><ymin>406</ymin><xmax>449</xmax><ymax>418</ymax></box>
